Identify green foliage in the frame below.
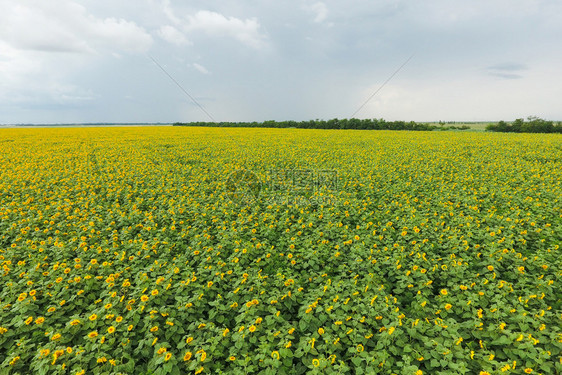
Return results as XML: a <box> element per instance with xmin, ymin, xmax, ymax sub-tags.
<box><xmin>487</xmin><ymin>117</ymin><xmax>562</xmax><ymax>133</ymax></box>
<box><xmin>0</xmin><ymin>128</ymin><xmax>561</xmax><ymax>374</ymax></box>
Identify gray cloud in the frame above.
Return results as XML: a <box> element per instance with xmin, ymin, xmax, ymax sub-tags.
<box><xmin>487</xmin><ymin>62</ymin><xmax>527</xmax><ymax>79</ymax></box>
<box><xmin>1</xmin><ymin>0</ymin><xmax>562</xmax><ymax>124</ymax></box>
<box><xmin>489</xmin><ymin>72</ymin><xmax>524</xmax><ymax>80</ymax></box>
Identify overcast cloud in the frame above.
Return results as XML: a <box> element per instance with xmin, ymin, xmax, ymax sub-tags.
<box><xmin>1</xmin><ymin>0</ymin><xmax>561</xmax><ymax>124</ymax></box>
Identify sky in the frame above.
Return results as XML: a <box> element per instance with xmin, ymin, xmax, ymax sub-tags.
<box><xmin>1</xmin><ymin>0</ymin><xmax>561</xmax><ymax>124</ymax></box>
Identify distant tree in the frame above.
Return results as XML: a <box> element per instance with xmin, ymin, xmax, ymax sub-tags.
<box><xmin>486</xmin><ymin>117</ymin><xmax>560</xmax><ymax>133</ymax></box>
<box><xmin>487</xmin><ymin>120</ymin><xmax>509</xmax><ymax>132</ymax></box>
<box><xmin>348</xmin><ymin>118</ymin><xmax>362</xmax><ymax>129</ymax></box>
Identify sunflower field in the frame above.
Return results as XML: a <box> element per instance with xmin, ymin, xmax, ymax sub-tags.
<box><xmin>0</xmin><ymin>127</ymin><xmax>561</xmax><ymax>375</ymax></box>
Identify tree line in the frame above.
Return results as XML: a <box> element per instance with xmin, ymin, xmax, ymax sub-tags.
<box><xmin>173</xmin><ymin>118</ymin><xmax>471</xmax><ymax>131</ymax></box>
<box><xmin>486</xmin><ymin>117</ymin><xmax>562</xmax><ymax>133</ymax></box>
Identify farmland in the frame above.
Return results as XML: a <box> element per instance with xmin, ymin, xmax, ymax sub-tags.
<box><xmin>0</xmin><ymin>127</ymin><xmax>561</xmax><ymax>374</ymax></box>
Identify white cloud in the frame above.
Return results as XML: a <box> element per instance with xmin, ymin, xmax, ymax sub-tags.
<box><xmin>161</xmin><ymin>0</ymin><xmax>181</xmax><ymax>25</ymax></box>
<box><xmin>192</xmin><ymin>63</ymin><xmax>210</xmax><ymax>75</ymax></box>
<box><xmin>303</xmin><ymin>2</ymin><xmax>329</xmax><ymax>23</ymax></box>
<box><xmin>0</xmin><ymin>41</ymin><xmax>40</xmax><ymax>86</ymax></box>
<box><xmin>158</xmin><ymin>25</ymin><xmax>191</xmax><ymax>46</ymax></box>
<box><xmin>0</xmin><ymin>2</ymin><xmax>92</xmax><ymax>53</ymax></box>
<box><xmin>85</xmin><ymin>17</ymin><xmax>153</xmax><ymax>53</ymax></box>
<box><xmin>180</xmin><ymin>10</ymin><xmax>267</xmax><ymax>49</ymax></box>
<box><xmin>0</xmin><ymin>0</ymin><xmax>153</xmax><ymax>54</ymax></box>
<box><xmin>157</xmin><ymin>2</ymin><xmax>268</xmax><ymax>49</ymax></box>
<box><xmin>0</xmin><ymin>0</ymin><xmax>152</xmax><ymax>120</ymax></box>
